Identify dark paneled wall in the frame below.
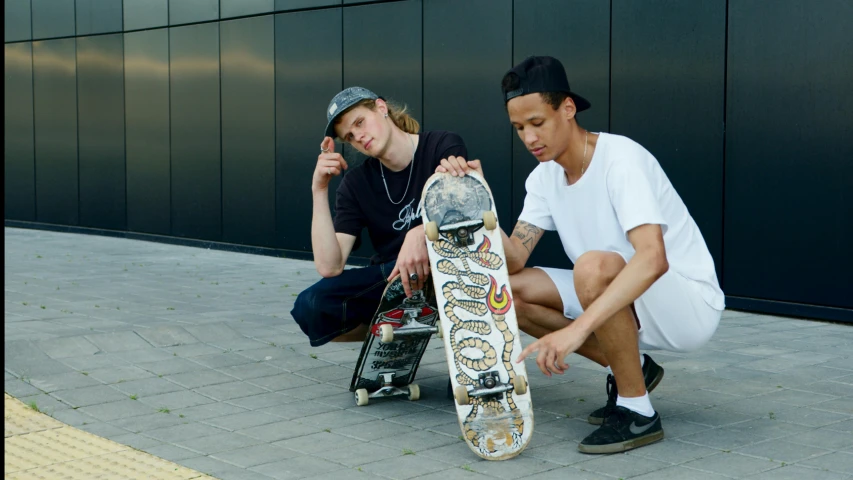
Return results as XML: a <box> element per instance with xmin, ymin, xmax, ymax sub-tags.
<box><xmin>170</xmin><ymin>0</ymin><xmax>219</xmax><ymax>25</ymax></box>
<box><xmin>725</xmin><ymin>0</ymin><xmax>853</xmax><ymax>310</ymax></box>
<box><xmin>124</xmin><ymin>0</ymin><xmax>169</xmax><ymax>31</ymax></box>
<box><xmin>169</xmin><ymin>22</ymin><xmax>221</xmax><ymax>240</ymax></box>
<box><xmin>4</xmin><ymin>0</ymin><xmax>852</xmax><ymax>321</ymax></box>
<box><xmin>277</xmin><ymin>0</ymin><xmax>339</xmax><ymax>9</ymax></box>
<box><xmin>274</xmin><ymin>8</ymin><xmax>342</xmax><ymax>252</ymax></box>
<box><xmin>4</xmin><ymin>43</ymin><xmax>36</xmax><ymax>220</ymax></box>
<box><xmin>77</xmin><ymin>34</ymin><xmax>126</xmax><ymax>230</ymax></box>
<box><xmin>5</xmin><ymin>0</ymin><xmax>32</xmax><ymax>42</ymax></box>
<box><xmin>221</xmin><ymin>16</ymin><xmax>275</xmax><ymax>246</ymax></box>
<box><xmin>32</xmin><ymin>0</ymin><xmax>76</xmax><ymax>39</ymax></box>
<box><xmin>125</xmin><ymin>29</ymin><xmax>171</xmax><ymax>235</ymax></box>
<box><xmin>32</xmin><ymin>38</ymin><xmax>78</xmax><ymax>225</ymax></box>
<box><xmin>76</xmin><ymin>0</ymin><xmax>123</xmax><ymax>36</ymax></box>
<box><xmin>221</xmin><ymin>0</ymin><xmax>274</xmax><ymax>18</ymax></box>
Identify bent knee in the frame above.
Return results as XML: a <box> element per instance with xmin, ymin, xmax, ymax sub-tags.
<box><xmin>512</xmin><ymin>295</ymin><xmax>533</xmax><ymax>326</ymax></box>
<box><xmin>509</xmin><ymin>268</ymin><xmax>543</xmax><ymax>303</ymax></box>
<box><xmin>574</xmin><ymin>251</ymin><xmax>626</xmax><ymax>286</ymax></box>
<box><xmin>291</xmin><ymin>288</ymin><xmax>322</xmax><ymax>325</ymax></box>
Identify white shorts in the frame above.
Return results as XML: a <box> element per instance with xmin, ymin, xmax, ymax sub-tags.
<box><xmin>535</xmin><ymin>266</ymin><xmax>722</xmax><ymax>353</ymax></box>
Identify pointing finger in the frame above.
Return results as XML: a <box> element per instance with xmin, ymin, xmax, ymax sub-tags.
<box><xmin>516</xmin><ymin>341</ymin><xmax>538</xmax><ymax>364</ymax></box>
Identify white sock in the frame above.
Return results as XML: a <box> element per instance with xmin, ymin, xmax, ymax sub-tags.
<box><xmin>605</xmin><ymin>354</ymin><xmax>644</xmax><ymax>376</ymax></box>
<box><xmin>617</xmin><ymin>392</ymin><xmax>655</xmax><ymax>417</ymax></box>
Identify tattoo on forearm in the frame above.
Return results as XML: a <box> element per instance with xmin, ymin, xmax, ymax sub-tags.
<box><xmin>512</xmin><ymin>221</ymin><xmax>543</xmax><ymax>253</ymax></box>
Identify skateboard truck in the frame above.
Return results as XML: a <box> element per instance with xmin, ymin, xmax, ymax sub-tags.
<box><xmin>440</xmin><ymin>210</ymin><xmax>482</xmax><ymax>248</ymax></box>
<box><xmin>454</xmin><ymin>371</ymin><xmax>528</xmax><ymax>405</ymax></box>
<box><xmin>451</xmin><ymin>224</ymin><xmax>477</xmax><ymax>247</ymax></box>
<box><xmin>426</xmin><ymin>209</ymin><xmax>497</xmax><ymax>247</ymax></box>
<box><xmin>379</xmin><ymin>288</ymin><xmax>442</xmax><ymax>343</ymax></box>
<box><xmin>354</xmin><ymin>372</ymin><xmax>420</xmax><ymax>406</ymax></box>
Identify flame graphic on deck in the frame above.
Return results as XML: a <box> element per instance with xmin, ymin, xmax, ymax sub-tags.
<box><xmin>487</xmin><ymin>275</ymin><xmax>511</xmax><ymax>314</ymax></box>
<box><xmin>477</xmin><ymin>236</ymin><xmax>491</xmax><ymax>253</ymax></box>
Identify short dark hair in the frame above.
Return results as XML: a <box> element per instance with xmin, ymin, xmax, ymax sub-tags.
<box><xmin>501</xmin><ymin>72</ymin><xmax>569</xmax><ymax>111</ymax></box>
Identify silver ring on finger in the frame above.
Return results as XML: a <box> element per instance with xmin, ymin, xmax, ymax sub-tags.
<box><xmin>327</xmin><ymin>167</ymin><xmax>332</xmax><ymax>175</ymax></box>
<box><xmin>408</xmin><ymin>272</ymin><xmax>418</xmax><ymax>283</ymax></box>
<box><xmin>321</xmin><ymin>148</ymin><xmax>329</xmax><ymax>153</ymax></box>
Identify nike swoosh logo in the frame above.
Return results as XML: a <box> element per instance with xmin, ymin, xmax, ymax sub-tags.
<box><xmin>629</xmin><ymin>420</ymin><xmax>656</xmax><ymax>435</ymax></box>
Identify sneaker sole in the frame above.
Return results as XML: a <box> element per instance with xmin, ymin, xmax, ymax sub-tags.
<box><xmin>577</xmin><ymin>429</ymin><xmax>664</xmax><ymax>454</ymax></box>
<box><xmin>586</xmin><ymin>368</ymin><xmax>665</xmax><ymax>425</ymax></box>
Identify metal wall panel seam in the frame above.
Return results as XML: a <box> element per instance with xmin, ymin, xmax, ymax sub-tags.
<box><xmin>608</xmin><ymin>0</ymin><xmax>612</xmax><ymax>134</ymax></box>
<box><xmin>510</xmin><ymin>0</ymin><xmax>514</xmax><ymax>221</ymax></box>
<box><xmin>273</xmin><ymin>13</ymin><xmax>277</xmax><ymax>242</ymax></box>
<box><xmin>31</xmin><ymin>34</ymin><xmax>38</xmax><ymax>219</ymax></box>
<box><xmin>14</xmin><ymin>31</ymin><xmax>132</xmax><ymax>42</ymax></box>
<box><xmin>720</xmin><ymin>0</ymin><xmax>729</xmax><ymax>291</ymax></box>
<box><xmin>75</xmin><ymin>33</ymin><xmax>81</xmax><ymax>225</ymax></box>
<box><xmin>122</xmin><ymin>31</ymin><xmax>128</xmax><ymax>230</ymax></box>
<box><xmin>219</xmin><ymin>21</ymin><xmax>224</xmax><ymax>241</ymax></box>
<box><xmin>168</xmin><ymin>26</ymin><xmax>173</xmax><ymax>235</ymax></box>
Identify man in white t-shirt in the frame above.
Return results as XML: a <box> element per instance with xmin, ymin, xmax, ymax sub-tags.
<box><xmin>437</xmin><ymin>56</ymin><xmax>724</xmax><ymax>454</ymax></box>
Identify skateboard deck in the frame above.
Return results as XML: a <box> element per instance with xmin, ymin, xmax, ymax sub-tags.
<box><xmin>421</xmin><ymin>171</ymin><xmax>534</xmax><ymax>461</ymax></box>
<box><xmin>350</xmin><ymin>274</ymin><xmax>440</xmax><ymax>406</ymax></box>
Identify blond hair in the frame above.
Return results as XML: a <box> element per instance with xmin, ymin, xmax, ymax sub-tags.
<box><xmin>334</xmin><ymin>98</ymin><xmax>420</xmax><ymax>137</ymax></box>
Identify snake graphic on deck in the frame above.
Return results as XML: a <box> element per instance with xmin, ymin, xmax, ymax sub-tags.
<box><xmin>431</xmin><ymin>235</ymin><xmax>526</xmax><ymax>453</ymax></box>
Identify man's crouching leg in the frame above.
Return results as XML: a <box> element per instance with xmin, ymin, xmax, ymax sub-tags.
<box><xmin>510</xmin><ymin>267</ymin><xmax>608</xmax><ymax>367</ymax></box>
<box><xmin>290</xmin><ymin>264</ymin><xmax>390</xmax><ymax>347</ymax></box>
<box><xmin>573</xmin><ymin>251</ymin><xmax>664</xmax><ymax>454</ymax></box>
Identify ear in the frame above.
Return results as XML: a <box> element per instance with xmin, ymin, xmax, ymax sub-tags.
<box><xmin>374</xmin><ymin>98</ymin><xmax>389</xmax><ymax>116</ymax></box>
<box><xmin>563</xmin><ymin>96</ymin><xmax>577</xmax><ymax>121</ymax></box>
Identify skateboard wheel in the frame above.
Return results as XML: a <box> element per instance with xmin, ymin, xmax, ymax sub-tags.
<box><xmin>407</xmin><ymin>384</ymin><xmax>420</xmax><ymax>401</ymax></box>
<box><xmin>483</xmin><ymin>211</ymin><xmax>497</xmax><ymax>231</ymax></box>
<box><xmin>454</xmin><ymin>385</ymin><xmax>470</xmax><ymax>406</ymax></box>
<box><xmin>426</xmin><ymin>221</ymin><xmax>439</xmax><ymax>241</ymax></box>
<box><xmin>379</xmin><ymin>324</ymin><xmax>394</xmax><ymax>343</ymax></box>
<box><xmin>436</xmin><ymin>322</ymin><xmax>443</xmax><ymax>339</ymax></box>
<box><xmin>512</xmin><ymin>375</ymin><xmax>528</xmax><ymax>395</ymax></box>
<box><xmin>355</xmin><ymin>388</ymin><xmax>369</xmax><ymax>406</ymax></box>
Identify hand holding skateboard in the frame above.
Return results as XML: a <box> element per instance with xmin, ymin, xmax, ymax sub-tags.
<box><xmin>436</xmin><ymin>155</ymin><xmax>484</xmax><ymax>178</ymax></box>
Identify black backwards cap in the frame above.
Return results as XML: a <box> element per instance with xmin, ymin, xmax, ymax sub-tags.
<box><xmin>504</xmin><ymin>56</ymin><xmax>591</xmax><ymax>112</ymax></box>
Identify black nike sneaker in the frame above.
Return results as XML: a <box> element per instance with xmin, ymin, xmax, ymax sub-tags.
<box><xmin>578</xmin><ymin>406</ymin><xmax>664</xmax><ymax>454</ymax></box>
<box><xmin>587</xmin><ymin>353</ymin><xmax>664</xmax><ymax>425</ymax></box>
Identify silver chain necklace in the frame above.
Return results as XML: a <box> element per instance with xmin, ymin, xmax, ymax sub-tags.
<box><xmin>379</xmin><ymin>134</ymin><xmax>416</xmax><ymax>205</ymax></box>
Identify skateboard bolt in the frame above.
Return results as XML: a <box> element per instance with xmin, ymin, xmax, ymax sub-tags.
<box><xmin>483</xmin><ymin>377</ymin><xmax>497</xmax><ymax>389</ymax></box>
<box><xmin>458</xmin><ymin>228</ymin><xmax>468</xmax><ymax>238</ymax></box>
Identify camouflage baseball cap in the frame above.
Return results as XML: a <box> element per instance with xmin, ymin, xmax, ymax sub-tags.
<box><xmin>324</xmin><ymin>86</ymin><xmax>380</xmax><ymax>139</ymax></box>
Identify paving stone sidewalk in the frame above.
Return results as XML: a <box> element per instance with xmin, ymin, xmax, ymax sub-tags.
<box><xmin>4</xmin><ymin>227</ymin><xmax>853</xmax><ymax>480</ymax></box>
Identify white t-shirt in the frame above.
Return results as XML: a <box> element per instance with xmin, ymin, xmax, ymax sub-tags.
<box><xmin>519</xmin><ymin>132</ymin><xmax>725</xmax><ymax>310</ymax></box>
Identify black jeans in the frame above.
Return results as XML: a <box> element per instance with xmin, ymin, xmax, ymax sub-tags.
<box><xmin>290</xmin><ymin>260</ymin><xmax>396</xmax><ymax>347</ymax></box>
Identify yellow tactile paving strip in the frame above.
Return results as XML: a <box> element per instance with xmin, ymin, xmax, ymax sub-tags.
<box><xmin>4</xmin><ymin>394</ymin><xmax>218</xmax><ymax>479</ymax></box>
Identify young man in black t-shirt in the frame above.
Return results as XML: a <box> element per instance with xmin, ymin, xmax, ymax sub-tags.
<box><xmin>291</xmin><ymin>86</ymin><xmax>467</xmax><ymax>347</ymax></box>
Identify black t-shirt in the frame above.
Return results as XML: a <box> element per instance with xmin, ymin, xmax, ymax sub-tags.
<box><xmin>334</xmin><ymin>130</ymin><xmax>468</xmax><ymax>264</ymax></box>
